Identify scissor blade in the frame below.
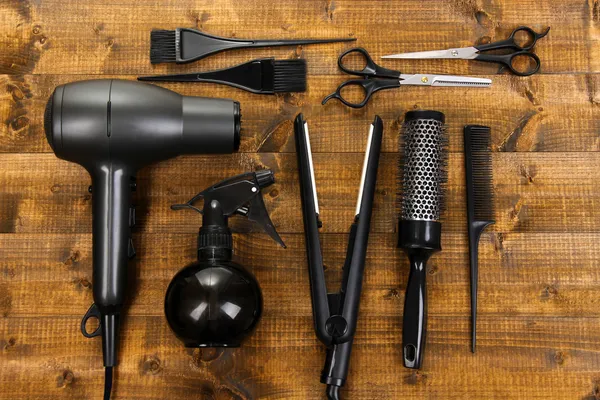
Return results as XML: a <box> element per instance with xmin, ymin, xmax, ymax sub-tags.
<box><xmin>399</xmin><ymin>74</ymin><xmax>491</xmax><ymax>87</ymax></box>
<box><xmin>382</xmin><ymin>47</ymin><xmax>479</xmax><ymax>60</ymax></box>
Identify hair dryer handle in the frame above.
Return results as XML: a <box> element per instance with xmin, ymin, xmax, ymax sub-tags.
<box><xmin>86</xmin><ymin>163</ymin><xmax>136</xmax><ymax>367</ymax></box>
<box><xmin>402</xmin><ymin>250</ymin><xmax>430</xmax><ymax>369</ymax></box>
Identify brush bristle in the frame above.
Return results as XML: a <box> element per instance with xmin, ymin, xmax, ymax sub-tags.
<box><xmin>272</xmin><ymin>59</ymin><xmax>307</xmax><ymax>93</ymax></box>
<box><xmin>397</xmin><ymin>116</ymin><xmax>448</xmax><ymax>222</ymax></box>
<box><xmin>465</xmin><ymin>126</ymin><xmax>495</xmax><ymax>222</ymax></box>
<box><xmin>150</xmin><ymin>29</ymin><xmax>178</xmax><ymax>64</ymax></box>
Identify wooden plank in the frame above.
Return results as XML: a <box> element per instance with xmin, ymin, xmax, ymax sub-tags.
<box><xmin>1</xmin><ymin>74</ymin><xmax>600</xmax><ymax>154</ymax></box>
<box><xmin>0</xmin><ymin>153</ymin><xmax>599</xmax><ymax>234</ymax></box>
<box><xmin>1</xmin><ymin>232</ymin><xmax>600</xmax><ymax>319</ymax></box>
<box><xmin>0</xmin><ymin>1</ymin><xmax>596</xmax><ymax>75</ymax></box>
<box><xmin>1</xmin><ymin>0</ymin><xmax>600</xmax><ymax>399</ymax></box>
<box><xmin>1</xmin><ymin>315</ymin><xmax>599</xmax><ymax>399</ymax></box>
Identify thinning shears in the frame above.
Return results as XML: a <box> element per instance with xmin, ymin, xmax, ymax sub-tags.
<box><xmin>322</xmin><ymin>47</ymin><xmax>491</xmax><ymax>109</ymax></box>
<box><xmin>382</xmin><ymin>26</ymin><xmax>550</xmax><ymax>77</ymax></box>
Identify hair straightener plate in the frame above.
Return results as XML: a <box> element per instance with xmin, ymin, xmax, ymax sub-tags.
<box><xmin>294</xmin><ymin>114</ymin><xmax>383</xmax><ymax>400</ymax></box>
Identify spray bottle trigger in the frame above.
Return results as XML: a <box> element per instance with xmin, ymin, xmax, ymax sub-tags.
<box><xmin>81</xmin><ymin>303</ymin><xmax>102</xmax><ymax>338</ymax></box>
<box><xmin>247</xmin><ymin>194</ymin><xmax>286</xmax><ymax>248</ymax></box>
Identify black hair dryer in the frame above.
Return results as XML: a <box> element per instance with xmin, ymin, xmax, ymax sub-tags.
<box><xmin>44</xmin><ymin>79</ymin><xmax>241</xmax><ymax>398</ymax></box>
<box><xmin>165</xmin><ymin>170</ymin><xmax>285</xmax><ymax>347</ymax></box>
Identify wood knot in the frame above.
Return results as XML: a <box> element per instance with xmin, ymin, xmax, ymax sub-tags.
<box><xmin>93</xmin><ymin>23</ymin><xmax>104</xmax><ymax>34</ymax></box>
<box><xmin>78</xmin><ymin>277</ymin><xmax>92</xmax><ymax>289</ymax></box>
<box><xmin>475</xmin><ymin>36</ymin><xmax>492</xmax><ymax>46</ymax></box>
<box><xmin>166</xmin><ymin>187</ymin><xmax>179</xmax><ymax>195</ymax></box>
<box><xmin>553</xmin><ymin>350</ymin><xmax>566</xmax><ymax>365</ymax></box>
<box><xmin>509</xmin><ymin>197</ymin><xmax>524</xmax><ymax>222</ymax></box>
<box><xmin>64</xmin><ymin>250</ymin><xmax>81</xmax><ymax>267</ymax></box>
<box><xmin>50</xmin><ymin>184</ymin><xmax>61</xmax><ymax>193</ymax></box>
<box><xmin>142</xmin><ymin>356</ymin><xmax>162</xmax><ymax>375</ymax></box>
<box><xmin>2</xmin><ymin>337</ymin><xmax>16</xmax><ymax>350</ymax></box>
<box><xmin>191</xmin><ymin>348</ymin><xmax>223</xmax><ymax>367</ymax></box>
<box><xmin>592</xmin><ymin>380</ymin><xmax>600</xmax><ymax>400</ymax></box>
<box><xmin>269</xmin><ymin>188</ymin><xmax>279</xmax><ymax>198</ymax></box>
<box><xmin>325</xmin><ymin>0</ymin><xmax>336</xmax><ymax>21</ymax></box>
<box><xmin>404</xmin><ymin>370</ymin><xmax>427</xmax><ymax>385</ymax></box>
<box><xmin>10</xmin><ymin>115</ymin><xmax>29</xmax><ymax>131</ymax></box>
<box><xmin>474</xmin><ymin>10</ymin><xmax>493</xmax><ymax>27</ymax></box>
<box><xmin>519</xmin><ymin>165</ymin><xmax>536</xmax><ymax>184</ymax></box>
<box><xmin>7</xmin><ymin>84</ymin><xmax>25</xmax><ymax>101</ymax></box>
<box><xmin>32</xmin><ymin>25</ymin><xmax>41</xmax><ymax>35</ymax></box>
<box><xmin>427</xmin><ymin>264</ymin><xmax>438</xmax><ymax>275</ymax></box>
<box><xmin>56</xmin><ymin>369</ymin><xmax>74</xmax><ymax>388</ymax></box>
<box><xmin>385</xmin><ymin>288</ymin><xmax>400</xmax><ymax>299</ymax></box>
<box><xmin>541</xmin><ymin>284</ymin><xmax>559</xmax><ymax>300</ymax></box>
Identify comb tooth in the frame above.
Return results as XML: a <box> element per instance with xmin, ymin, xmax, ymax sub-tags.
<box><xmin>272</xmin><ymin>60</ymin><xmax>307</xmax><ymax>93</ymax></box>
<box><xmin>465</xmin><ymin>125</ymin><xmax>495</xmax><ymax>221</ymax></box>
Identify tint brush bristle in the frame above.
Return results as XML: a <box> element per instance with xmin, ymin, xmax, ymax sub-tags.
<box><xmin>150</xmin><ymin>29</ymin><xmax>177</xmax><ymax>64</ymax></box>
<box><xmin>272</xmin><ymin>60</ymin><xmax>307</xmax><ymax>93</ymax></box>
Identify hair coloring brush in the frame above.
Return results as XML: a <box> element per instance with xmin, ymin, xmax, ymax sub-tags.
<box><xmin>464</xmin><ymin>125</ymin><xmax>495</xmax><ymax>353</ymax></box>
<box><xmin>397</xmin><ymin>111</ymin><xmax>448</xmax><ymax>369</ymax></box>
<box><xmin>139</xmin><ymin>58</ymin><xmax>306</xmax><ymax>94</ymax></box>
<box><xmin>150</xmin><ymin>28</ymin><xmax>356</xmax><ymax>64</ymax></box>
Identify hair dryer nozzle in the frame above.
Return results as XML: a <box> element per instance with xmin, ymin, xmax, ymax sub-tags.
<box><xmin>181</xmin><ymin>97</ymin><xmax>241</xmax><ymax>153</ymax></box>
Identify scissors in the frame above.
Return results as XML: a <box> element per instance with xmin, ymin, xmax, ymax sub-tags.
<box><xmin>322</xmin><ymin>48</ymin><xmax>492</xmax><ymax>109</ymax></box>
<box><xmin>382</xmin><ymin>26</ymin><xmax>550</xmax><ymax>77</ymax></box>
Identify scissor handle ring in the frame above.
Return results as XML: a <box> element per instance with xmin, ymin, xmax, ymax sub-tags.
<box><xmin>322</xmin><ymin>79</ymin><xmax>370</xmax><ymax>109</ymax></box>
<box><xmin>507</xmin><ymin>51</ymin><xmax>541</xmax><ymax>76</ymax></box>
<box><xmin>508</xmin><ymin>26</ymin><xmax>550</xmax><ymax>51</ymax></box>
<box><xmin>337</xmin><ymin>47</ymin><xmax>377</xmax><ymax>76</ymax></box>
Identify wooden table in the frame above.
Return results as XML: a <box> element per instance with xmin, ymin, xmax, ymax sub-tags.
<box><xmin>1</xmin><ymin>0</ymin><xmax>599</xmax><ymax>399</ymax></box>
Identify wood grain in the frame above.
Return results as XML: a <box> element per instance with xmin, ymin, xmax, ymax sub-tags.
<box><xmin>1</xmin><ymin>0</ymin><xmax>600</xmax><ymax>399</ymax></box>
<box><xmin>2</xmin><ymin>74</ymin><xmax>600</xmax><ymax>153</ymax></box>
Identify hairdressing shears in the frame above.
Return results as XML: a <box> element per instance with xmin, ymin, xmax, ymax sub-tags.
<box><xmin>382</xmin><ymin>26</ymin><xmax>550</xmax><ymax>77</ymax></box>
<box><xmin>322</xmin><ymin>47</ymin><xmax>491</xmax><ymax>109</ymax></box>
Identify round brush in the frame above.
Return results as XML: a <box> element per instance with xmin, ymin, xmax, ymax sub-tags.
<box><xmin>397</xmin><ymin>110</ymin><xmax>447</xmax><ymax>369</ymax></box>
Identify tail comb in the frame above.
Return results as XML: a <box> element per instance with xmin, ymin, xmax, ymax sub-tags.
<box><xmin>464</xmin><ymin>124</ymin><xmax>495</xmax><ymax>353</ymax></box>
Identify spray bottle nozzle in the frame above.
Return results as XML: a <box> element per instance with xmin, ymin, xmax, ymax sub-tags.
<box><xmin>171</xmin><ymin>170</ymin><xmax>286</xmax><ymax>249</ymax></box>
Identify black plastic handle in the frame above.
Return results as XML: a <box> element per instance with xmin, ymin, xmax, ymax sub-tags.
<box><xmin>475</xmin><ymin>51</ymin><xmax>541</xmax><ymax>76</ymax></box>
<box><xmin>337</xmin><ymin>47</ymin><xmax>401</xmax><ymax>78</ymax></box>
<box><xmin>402</xmin><ymin>250</ymin><xmax>430</xmax><ymax>369</ymax></box>
<box><xmin>475</xmin><ymin>26</ymin><xmax>550</xmax><ymax>52</ymax></box>
<box><xmin>322</xmin><ymin>78</ymin><xmax>401</xmax><ymax>108</ymax></box>
<box><xmin>87</xmin><ymin>164</ymin><xmax>135</xmax><ymax>367</ymax></box>
<box><xmin>467</xmin><ymin>220</ymin><xmax>493</xmax><ymax>351</ymax></box>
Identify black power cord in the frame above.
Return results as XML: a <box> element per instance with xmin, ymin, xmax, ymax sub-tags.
<box><xmin>104</xmin><ymin>367</ymin><xmax>113</xmax><ymax>400</ymax></box>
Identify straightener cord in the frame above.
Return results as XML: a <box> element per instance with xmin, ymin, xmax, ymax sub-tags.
<box><xmin>104</xmin><ymin>366</ymin><xmax>113</xmax><ymax>400</ymax></box>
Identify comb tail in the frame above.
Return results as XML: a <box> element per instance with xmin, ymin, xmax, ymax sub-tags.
<box><xmin>467</xmin><ymin>220</ymin><xmax>493</xmax><ymax>353</ymax></box>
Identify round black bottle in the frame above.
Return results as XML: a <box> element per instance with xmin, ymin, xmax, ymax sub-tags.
<box><xmin>164</xmin><ymin>225</ymin><xmax>262</xmax><ymax>347</ymax></box>
<box><xmin>164</xmin><ymin>170</ymin><xmax>285</xmax><ymax>348</ymax></box>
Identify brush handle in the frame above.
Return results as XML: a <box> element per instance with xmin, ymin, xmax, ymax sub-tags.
<box><xmin>139</xmin><ymin>59</ymin><xmax>267</xmax><ymax>94</ymax></box>
<box><xmin>402</xmin><ymin>250</ymin><xmax>431</xmax><ymax>369</ymax></box>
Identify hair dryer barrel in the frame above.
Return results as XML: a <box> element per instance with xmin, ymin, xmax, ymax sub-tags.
<box><xmin>45</xmin><ymin>79</ymin><xmax>240</xmax><ymax>169</ymax></box>
<box><xmin>43</xmin><ymin>79</ymin><xmax>241</xmax><ymax>377</ymax></box>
